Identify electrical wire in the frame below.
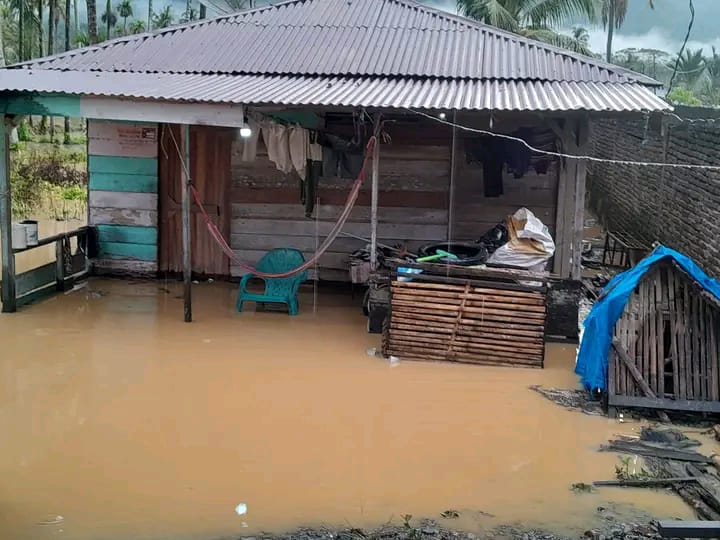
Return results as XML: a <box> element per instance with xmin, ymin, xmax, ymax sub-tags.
<box><xmin>406</xmin><ymin>108</ymin><xmax>720</xmax><ymax>171</ymax></box>
<box><xmin>666</xmin><ymin>0</ymin><xmax>695</xmax><ymax>97</ymax></box>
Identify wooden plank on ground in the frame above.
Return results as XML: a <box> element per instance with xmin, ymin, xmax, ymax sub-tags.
<box><xmin>612</xmin><ymin>340</ymin><xmax>671</xmax><ymax>423</ymax></box>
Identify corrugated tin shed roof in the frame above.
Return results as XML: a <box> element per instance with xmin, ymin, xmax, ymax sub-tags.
<box><xmin>0</xmin><ymin>0</ymin><xmax>669</xmax><ymax>112</ymax></box>
<box><xmin>0</xmin><ymin>70</ymin><xmax>670</xmax><ymax>112</ymax></box>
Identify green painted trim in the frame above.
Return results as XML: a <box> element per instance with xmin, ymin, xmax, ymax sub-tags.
<box><xmin>96</xmin><ymin>225</ymin><xmax>158</xmax><ymax>246</ymax></box>
<box><xmin>16</xmin><ymin>262</ymin><xmax>56</xmax><ymax>296</ymax></box>
<box><xmin>98</xmin><ymin>242</ymin><xmax>157</xmax><ymax>261</ymax></box>
<box><xmin>89</xmin><ymin>172</ymin><xmax>158</xmax><ymax>193</ymax></box>
<box><xmin>2</xmin><ymin>94</ymin><xmax>81</xmax><ymax>117</ymax></box>
<box><xmin>89</xmin><ymin>155</ymin><xmax>158</xmax><ymax>176</ymax></box>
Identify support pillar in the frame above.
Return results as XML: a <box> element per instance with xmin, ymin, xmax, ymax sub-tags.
<box><xmin>0</xmin><ymin>117</ymin><xmax>15</xmax><ymax>313</ymax></box>
<box><xmin>369</xmin><ymin>129</ymin><xmax>380</xmax><ymax>271</ymax></box>
<box><xmin>181</xmin><ymin>124</ymin><xmax>192</xmax><ymax>322</ymax></box>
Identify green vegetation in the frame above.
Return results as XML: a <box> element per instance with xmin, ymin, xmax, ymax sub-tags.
<box><xmin>10</xmin><ymin>145</ymin><xmax>87</xmax><ymax>219</ymax></box>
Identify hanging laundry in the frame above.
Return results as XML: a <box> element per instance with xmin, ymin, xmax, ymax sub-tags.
<box><xmin>289</xmin><ymin>126</ymin><xmax>310</xmax><ymax>180</ymax></box>
<box><xmin>319</xmin><ymin>133</ymin><xmax>364</xmax><ymax>179</ymax></box>
<box><xmin>262</xmin><ymin>122</ymin><xmax>293</xmax><ymax>174</ymax></box>
<box><xmin>465</xmin><ymin>137</ymin><xmax>505</xmax><ymax>197</ymax></box>
<box><xmin>240</xmin><ymin>116</ymin><xmax>262</xmax><ymax>162</ymax></box>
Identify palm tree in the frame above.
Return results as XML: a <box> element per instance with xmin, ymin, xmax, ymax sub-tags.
<box><xmin>128</xmin><ymin>17</ymin><xmax>143</xmax><ymax>32</ymax></box>
<box><xmin>455</xmin><ymin>0</ymin><xmax>598</xmax><ymax>55</ymax></box>
<box><xmin>116</xmin><ymin>0</ymin><xmax>130</xmax><ymax>32</ymax></box>
<box><xmin>100</xmin><ymin>4</ymin><xmax>115</xmax><ymax>37</ymax></box>
<box><xmin>63</xmin><ymin>0</ymin><xmax>70</xmax><ymax>143</ymax></box>
<box><xmin>603</xmin><ymin>0</ymin><xmax>655</xmax><ymax>63</ymax></box>
<box><xmin>670</xmin><ymin>48</ymin><xmax>706</xmax><ymax>90</ymax></box>
<box><xmin>152</xmin><ymin>4</ymin><xmax>171</xmax><ymax>28</ymax></box>
<box><xmin>705</xmin><ymin>46</ymin><xmax>720</xmax><ymax>89</ymax></box>
<box><xmin>602</xmin><ymin>0</ymin><xmax>626</xmax><ymax>63</ymax></box>
<box><xmin>86</xmin><ymin>0</ymin><xmax>97</xmax><ymax>42</ymax></box>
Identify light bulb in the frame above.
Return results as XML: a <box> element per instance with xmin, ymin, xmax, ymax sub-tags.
<box><xmin>239</xmin><ymin>127</ymin><xmax>252</xmax><ymax>138</ymax></box>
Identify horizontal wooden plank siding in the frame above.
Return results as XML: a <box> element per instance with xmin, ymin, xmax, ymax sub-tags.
<box><xmin>89</xmin><ymin>155</ymin><xmax>158</xmax><ymax>175</ymax></box>
<box><xmin>90</xmin><ymin>208</ymin><xmax>158</xmax><ymax>227</ymax></box>
<box><xmin>89</xmin><ymin>172</ymin><xmax>158</xmax><ymax>193</ymax></box>
<box><xmin>96</xmin><ymin>224</ymin><xmax>158</xmax><ymax>245</ymax></box>
<box><xmin>231</xmin><ymin>118</ymin><xmax>452</xmax><ymax>281</ymax></box>
<box><xmin>88</xmin><ymin>120</ymin><xmax>159</xmax><ymax>275</ymax></box>
<box><xmin>98</xmin><ymin>242</ymin><xmax>158</xmax><ymax>261</ymax></box>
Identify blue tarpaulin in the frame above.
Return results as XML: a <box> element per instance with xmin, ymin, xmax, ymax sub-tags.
<box><xmin>575</xmin><ymin>245</ymin><xmax>720</xmax><ymax>391</ymax></box>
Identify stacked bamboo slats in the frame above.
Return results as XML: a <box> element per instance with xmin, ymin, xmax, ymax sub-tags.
<box><xmin>384</xmin><ymin>276</ymin><xmax>547</xmax><ymax>368</ymax></box>
<box><xmin>609</xmin><ymin>261</ymin><xmax>720</xmax><ymax>414</ymax></box>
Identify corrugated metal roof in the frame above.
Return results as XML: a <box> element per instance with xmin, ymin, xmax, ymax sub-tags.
<box><xmin>17</xmin><ymin>0</ymin><xmax>658</xmax><ymax>86</ymax></box>
<box><xmin>0</xmin><ymin>70</ymin><xmax>671</xmax><ymax>112</ymax></box>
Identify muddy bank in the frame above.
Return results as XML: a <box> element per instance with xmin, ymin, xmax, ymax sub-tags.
<box><xmin>244</xmin><ymin>512</ymin><xmax>668</xmax><ymax>540</ymax></box>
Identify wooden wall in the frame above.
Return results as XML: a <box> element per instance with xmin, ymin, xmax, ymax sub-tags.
<box><xmin>450</xmin><ymin>117</ymin><xmax>559</xmax><ymax>242</ymax></box>
<box><xmin>231</xmin><ymin>117</ymin><xmax>452</xmax><ymax>280</ymax></box>
<box><xmin>88</xmin><ymin>120</ymin><xmax>159</xmax><ymax>274</ymax></box>
<box><xmin>230</xmin><ymin>114</ymin><xmax>561</xmax><ymax>281</ymax></box>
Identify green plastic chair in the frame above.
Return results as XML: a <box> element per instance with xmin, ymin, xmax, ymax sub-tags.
<box><xmin>236</xmin><ymin>248</ymin><xmax>308</xmax><ymax>315</ymax></box>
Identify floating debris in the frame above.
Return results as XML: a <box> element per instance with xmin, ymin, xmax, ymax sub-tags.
<box><xmin>440</xmin><ymin>510</ymin><xmax>459</xmax><ymax>519</ymax></box>
<box><xmin>529</xmin><ymin>385</ymin><xmax>604</xmax><ymax>416</ymax></box>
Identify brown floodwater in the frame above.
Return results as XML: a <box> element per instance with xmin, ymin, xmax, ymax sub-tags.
<box><xmin>0</xmin><ymin>278</ymin><xmax>697</xmax><ymax>540</ymax></box>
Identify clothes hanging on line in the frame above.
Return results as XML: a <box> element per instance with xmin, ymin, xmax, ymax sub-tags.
<box><xmin>320</xmin><ymin>133</ymin><xmax>364</xmax><ymax>179</ymax></box>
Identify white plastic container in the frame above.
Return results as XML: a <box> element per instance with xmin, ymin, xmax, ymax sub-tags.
<box><xmin>21</xmin><ymin>219</ymin><xmax>38</xmax><ymax>246</ymax></box>
<box><xmin>11</xmin><ymin>223</ymin><xmax>27</xmax><ymax>249</ymax></box>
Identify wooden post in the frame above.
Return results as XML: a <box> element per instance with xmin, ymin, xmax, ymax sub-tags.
<box><xmin>369</xmin><ymin>128</ymin><xmax>380</xmax><ymax>271</ymax></box>
<box><xmin>0</xmin><ymin>117</ymin><xmax>16</xmax><ymax>313</ymax></box>
<box><xmin>571</xmin><ymin>117</ymin><xmax>590</xmax><ymax>280</ymax></box>
<box><xmin>447</xmin><ymin>111</ymin><xmax>458</xmax><ymax>243</ymax></box>
<box><xmin>182</xmin><ymin>124</ymin><xmax>192</xmax><ymax>322</ymax></box>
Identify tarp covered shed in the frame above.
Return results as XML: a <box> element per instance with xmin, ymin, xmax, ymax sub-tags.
<box><xmin>0</xmin><ymin>0</ymin><xmax>670</xmax><ymax>317</ymax></box>
<box><xmin>577</xmin><ymin>246</ymin><xmax>720</xmax><ymax>413</ymax></box>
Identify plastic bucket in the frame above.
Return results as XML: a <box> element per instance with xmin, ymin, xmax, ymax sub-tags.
<box><xmin>11</xmin><ymin>223</ymin><xmax>27</xmax><ymax>249</ymax></box>
<box><xmin>21</xmin><ymin>220</ymin><xmax>38</xmax><ymax>246</ymax></box>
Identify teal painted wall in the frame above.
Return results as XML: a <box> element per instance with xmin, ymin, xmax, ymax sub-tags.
<box><xmin>96</xmin><ymin>224</ymin><xmax>158</xmax><ymax>245</ymax></box>
<box><xmin>88</xmin><ymin>121</ymin><xmax>160</xmax><ymax>268</ymax></box>
<box><xmin>98</xmin><ymin>242</ymin><xmax>157</xmax><ymax>261</ymax></box>
<box><xmin>89</xmin><ymin>156</ymin><xmax>158</xmax><ymax>176</ymax></box>
<box><xmin>1</xmin><ymin>94</ymin><xmax>81</xmax><ymax>117</ymax></box>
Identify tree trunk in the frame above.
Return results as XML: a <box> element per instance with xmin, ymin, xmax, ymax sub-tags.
<box><xmin>147</xmin><ymin>0</ymin><xmax>152</xmax><ymax>30</ymax></box>
<box><xmin>18</xmin><ymin>0</ymin><xmax>24</xmax><ymax>61</ymax></box>
<box><xmin>64</xmin><ymin>0</ymin><xmax>71</xmax><ymax>144</ymax></box>
<box><xmin>0</xmin><ymin>6</ymin><xmax>6</xmax><ymax>66</ymax></box>
<box><xmin>73</xmin><ymin>0</ymin><xmax>78</xmax><ymax>39</ymax></box>
<box><xmin>105</xmin><ymin>0</ymin><xmax>110</xmax><ymax>38</ymax></box>
<box><xmin>49</xmin><ymin>0</ymin><xmax>56</xmax><ymax>140</ymax></box>
<box><xmin>185</xmin><ymin>0</ymin><xmax>190</xmax><ymax>20</ymax></box>
<box><xmin>86</xmin><ymin>0</ymin><xmax>97</xmax><ymax>43</ymax></box>
<box><xmin>37</xmin><ymin>0</ymin><xmax>43</xmax><ymax>57</ymax></box>
<box><xmin>606</xmin><ymin>0</ymin><xmax>615</xmax><ymax>63</ymax></box>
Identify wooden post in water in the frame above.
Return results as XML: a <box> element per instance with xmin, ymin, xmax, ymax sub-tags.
<box><xmin>182</xmin><ymin>124</ymin><xmax>192</xmax><ymax>322</ymax></box>
<box><xmin>369</xmin><ymin>126</ymin><xmax>380</xmax><ymax>271</ymax></box>
<box><xmin>0</xmin><ymin>117</ymin><xmax>16</xmax><ymax>313</ymax></box>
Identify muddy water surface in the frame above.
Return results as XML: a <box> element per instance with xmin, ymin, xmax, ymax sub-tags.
<box><xmin>0</xmin><ymin>279</ymin><xmax>695</xmax><ymax>540</ymax></box>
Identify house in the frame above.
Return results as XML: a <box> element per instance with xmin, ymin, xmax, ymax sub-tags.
<box><xmin>0</xmin><ymin>0</ymin><xmax>670</xmax><ymax>319</ymax></box>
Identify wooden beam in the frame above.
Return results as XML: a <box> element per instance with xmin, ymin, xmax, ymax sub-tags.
<box><xmin>370</xmin><ymin>121</ymin><xmax>380</xmax><ymax>271</ymax></box>
<box><xmin>613</xmin><ymin>339</ymin><xmax>672</xmax><ymax>423</ymax></box>
<box><xmin>182</xmin><ymin>124</ymin><xmax>192</xmax><ymax>322</ymax></box>
<box><xmin>608</xmin><ymin>394</ymin><xmax>720</xmax><ymax>413</ymax></box>
<box><xmin>658</xmin><ymin>521</ymin><xmax>720</xmax><ymax>538</ymax></box>
<box><xmin>80</xmin><ymin>97</ymin><xmax>246</xmax><ymax>128</ymax></box>
<box><xmin>571</xmin><ymin>117</ymin><xmax>590</xmax><ymax>280</ymax></box>
<box><xmin>0</xmin><ymin>117</ymin><xmax>15</xmax><ymax>312</ymax></box>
